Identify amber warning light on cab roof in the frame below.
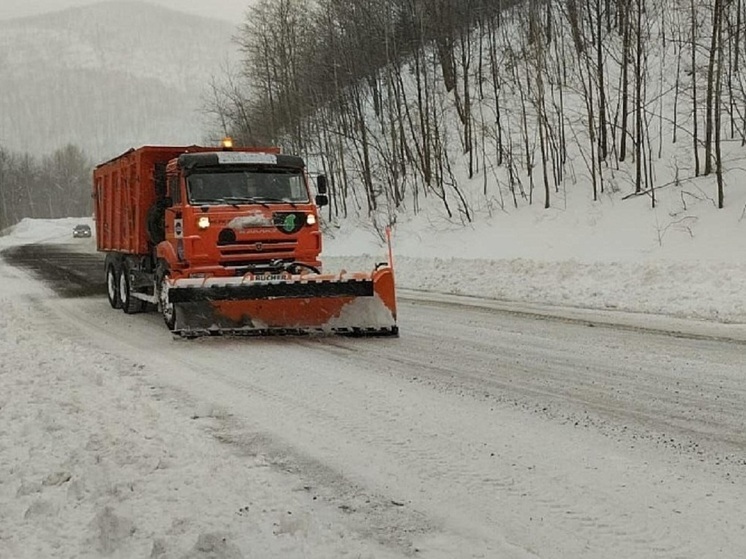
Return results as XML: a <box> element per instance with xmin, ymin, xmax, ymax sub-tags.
<box><xmin>221</xmin><ymin>137</ymin><xmax>234</xmax><ymax>150</ymax></box>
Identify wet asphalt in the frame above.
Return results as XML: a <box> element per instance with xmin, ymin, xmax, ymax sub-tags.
<box><xmin>1</xmin><ymin>244</ymin><xmax>107</xmax><ymax>298</ymax></box>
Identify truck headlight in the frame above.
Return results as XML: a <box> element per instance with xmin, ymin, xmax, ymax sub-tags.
<box><xmin>197</xmin><ymin>216</ymin><xmax>210</xmax><ymax>230</ymax></box>
<box><xmin>306</xmin><ymin>214</ymin><xmax>317</xmax><ymax>225</ymax></box>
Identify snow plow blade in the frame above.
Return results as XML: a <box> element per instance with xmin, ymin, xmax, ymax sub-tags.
<box><xmin>166</xmin><ymin>266</ymin><xmax>398</xmax><ymax>337</ymax></box>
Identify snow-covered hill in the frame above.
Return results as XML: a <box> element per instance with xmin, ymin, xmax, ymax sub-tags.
<box><xmin>0</xmin><ymin>1</ymin><xmax>239</xmax><ymax>160</ymax></box>
<box><xmin>0</xmin><ymin>0</ymin><xmax>252</xmax><ymax>22</ymax></box>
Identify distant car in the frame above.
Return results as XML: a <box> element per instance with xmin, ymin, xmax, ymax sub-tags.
<box><xmin>73</xmin><ymin>224</ymin><xmax>92</xmax><ymax>238</ymax></box>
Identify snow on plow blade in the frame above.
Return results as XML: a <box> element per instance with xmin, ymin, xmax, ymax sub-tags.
<box><xmin>167</xmin><ymin>267</ymin><xmax>398</xmax><ymax>337</ymax></box>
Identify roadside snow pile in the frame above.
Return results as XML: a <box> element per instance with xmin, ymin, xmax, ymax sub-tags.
<box><xmin>321</xmin><ymin>255</ymin><xmax>746</xmax><ymax>324</ymax></box>
<box><xmin>320</xmin><ymin>185</ymin><xmax>746</xmax><ymax>324</ymax></box>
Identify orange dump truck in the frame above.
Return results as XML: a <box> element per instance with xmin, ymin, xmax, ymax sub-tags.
<box><xmin>93</xmin><ymin>143</ymin><xmax>398</xmax><ymax>337</ymax></box>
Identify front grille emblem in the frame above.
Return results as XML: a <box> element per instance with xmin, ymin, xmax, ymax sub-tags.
<box><xmin>255</xmin><ymin>242</ymin><xmax>263</xmax><ymax>252</ymax></box>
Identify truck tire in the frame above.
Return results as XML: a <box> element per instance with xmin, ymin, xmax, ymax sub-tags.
<box><xmin>156</xmin><ymin>265</ymin><xmax>176</xmax><ymax>331</ymax></box>
<box><xmin>119</xmin><ymin>264</ymin><xmax>145</xmax><ymax>314</ymax></box>
<box><xmin>106</xmin><ymin>265</ymin><xmax>121</xmax><ymax>309</ymax></box>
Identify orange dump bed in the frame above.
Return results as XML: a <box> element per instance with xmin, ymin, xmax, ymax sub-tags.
<box><xmin>94</xmin><ymin>147</ymin><xmax>187</xmax><ymax>255</ymax></box>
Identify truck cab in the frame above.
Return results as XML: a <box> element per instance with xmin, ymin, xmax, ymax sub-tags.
<box><xmin>157</xmin><ymin>150</ymin><xmax>329</xmax><ymax>280</ymax></box>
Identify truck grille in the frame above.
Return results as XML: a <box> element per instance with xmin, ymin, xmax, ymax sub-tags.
<box><xmin>219</xmin><ymin>239</ymin><xmax>297</xmax><ymax>267</ymax></box>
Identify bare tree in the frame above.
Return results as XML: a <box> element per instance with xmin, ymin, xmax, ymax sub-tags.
<box><xmin>704</xmin><ymin>0</ymin><xmax>724</xmax><ymax>175</ymax></box>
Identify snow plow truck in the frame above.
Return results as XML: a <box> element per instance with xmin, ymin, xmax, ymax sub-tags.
<box><xmin>93</xmin><ymin>142</ymin><xmax>398</xmax><ymax>337</ymax></box>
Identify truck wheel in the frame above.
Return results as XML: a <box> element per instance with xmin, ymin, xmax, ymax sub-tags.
<box><xmin>119</xmin><ymin>265</ymin><xmax>144</xmax><ymax>314</ymax></box>
<box><xmin>157</xmin><ymin>269</ymin><xmax>177</xmax><ymax>331</ymax></box>
<box><xmin>106</xmin><ymin>265</ymin><xmax>121</xmax><ymax>309</ymax></box>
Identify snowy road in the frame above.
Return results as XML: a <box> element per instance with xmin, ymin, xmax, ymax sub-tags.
<box><xmin>3</xmin><ymin>244</ymin><xmax>746</xmax><ymax>558</ymax></box>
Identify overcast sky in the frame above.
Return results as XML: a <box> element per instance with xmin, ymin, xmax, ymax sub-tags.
<box><xmin>0</xmin><ymin>0</ymin><xmax>253</xmax><ymax>22</ymax></box>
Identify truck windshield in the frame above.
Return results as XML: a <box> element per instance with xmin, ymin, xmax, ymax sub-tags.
<box><xmin>187</xmin><ymin>169</ymin><xmax>309</xmax><ymax>205</ymax></box>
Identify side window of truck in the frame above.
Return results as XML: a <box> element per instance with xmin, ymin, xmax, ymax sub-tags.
<box><xmin>169</xmin><ymin>175</ymin><xmax>181</xmax><ymax>204</ymax></box>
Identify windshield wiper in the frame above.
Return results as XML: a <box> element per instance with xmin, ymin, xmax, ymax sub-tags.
<box><xmin>220</xmin><ymin>197</ymin><xmax>271</xmax><ymax>208</ymax></box>
<box><xmin>255</xmin><ymin>197</ymin><xmax>298</xmax><ymax>208</ymax></box>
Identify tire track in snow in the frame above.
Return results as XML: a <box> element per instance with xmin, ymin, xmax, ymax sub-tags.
<box><xmin>44</xmin><ymin>296</ymin><xmax>746</xmax><ymax>558</ymax></box>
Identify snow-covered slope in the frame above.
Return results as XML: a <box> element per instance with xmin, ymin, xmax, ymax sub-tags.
<box><xmin>0</xmin><ymin>0</ymin><xmax>252</xmax><ymax>22</ymax></box>
<box><xmin>0</xmin><ymin>1</ymin><xmax>239</xmax><ymax>160</ymax></box>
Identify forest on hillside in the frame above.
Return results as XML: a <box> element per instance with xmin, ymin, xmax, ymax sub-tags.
<box><xmin>0</xmin><ymin>145</ymin><xmax>92</xmax><ymax>231</ymax></box>
<box><xmin>1</xmin><ymin>0</ymin><xmax>741</xmax><ymax>235</ymax></box>
<box><xmin>207</xmin><ymin>0</ymin><xmax>743</xmax><ymax>236</ymax></box>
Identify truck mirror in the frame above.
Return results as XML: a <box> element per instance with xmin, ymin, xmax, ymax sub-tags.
<box><xmin>315</xmin><ymin>194</ymin><xmax>329</xmax><ymax>207</ymax></box>
<box><xmin>316</xmin><ymin>175</ymin><xmax>328</xmax><ymax>195</ymax></box>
